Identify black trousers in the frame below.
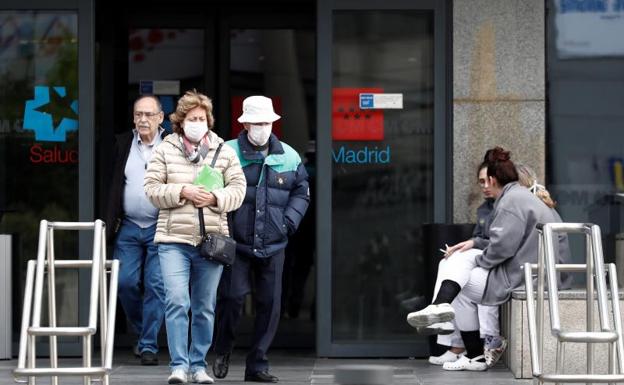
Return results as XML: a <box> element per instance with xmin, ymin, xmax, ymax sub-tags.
<box><xmin>214</xmin><ymin>250</ymin><xmax>285</xmax><ymax>374</ymax></box>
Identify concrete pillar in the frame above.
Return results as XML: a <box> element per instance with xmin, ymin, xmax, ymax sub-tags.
<box><xmin>453</xmin><ymin>0</ymin><xmax>545</xmax><ymax>222</ymax></box>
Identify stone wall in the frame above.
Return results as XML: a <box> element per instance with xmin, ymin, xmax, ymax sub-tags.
<box><xmin>453</xmin><ymin>0</ymin><xmax>545</xmax><ymax>222</ymax></box>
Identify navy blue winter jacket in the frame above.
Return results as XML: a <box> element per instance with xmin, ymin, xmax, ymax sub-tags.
<box><xmin>226</xmin><ymin>132</ymin><xmax>310</xmax><ymax>258</ymax></box>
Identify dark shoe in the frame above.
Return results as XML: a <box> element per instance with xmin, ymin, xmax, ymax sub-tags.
<box><xmin>132</xmin><ymin>343</ymin><xmax>140</xmax><ymax>358</ymax></box>
<box><xmin>212</xmin><ymin>352</ymin><xmax>230</xmax><ymax>379</ymax></box>
<box><xmin>140</xmin><ymin>351</ymin><xmax>159</xmax><ymax>366</ymax></box>
<box><xmin>244</xmin><ymin>371</ymin><xmax>279</xmax><ymax>383</ymax></box>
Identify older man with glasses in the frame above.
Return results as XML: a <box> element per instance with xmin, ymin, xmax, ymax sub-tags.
<box><xmin>105</xmin><ymin>95</ymin><xmax>167</xmax><ymax>365</ymax></box>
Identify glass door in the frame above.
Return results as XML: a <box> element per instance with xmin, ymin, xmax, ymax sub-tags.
<box><xmin>220</xmin><ymin>7</ymin><xmax>317</xmax><ymax>348</ymax></box>
<box><xmin>317</xmin><ymin>0</ymin><xmax>449</xmax><ymax>357</ymax></box>
<box><xmin>119</xmin><ymin>4</ymin><xmax>317</xmax><ymax>350</ymax></box>
<box><xmin>0</xmin><ymin>0</ymin><xmax>95</xmax><ymax>356</ymax></box>
<box><xmin>119</xmin><ymin>10</ymin><xmax>213</xmax><ymax>347</ymax></box>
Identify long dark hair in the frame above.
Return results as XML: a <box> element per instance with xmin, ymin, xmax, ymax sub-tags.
<box><xmin>484</xmin><ymin>147</ymin><xmax>518</xmax><ymax>186</ymax></box>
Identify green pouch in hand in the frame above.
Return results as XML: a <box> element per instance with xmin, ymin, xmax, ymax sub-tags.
<box><xmin>194</xmin><ymin>165</ymin><xmax>224</xmax><ymax>192</ymax></box>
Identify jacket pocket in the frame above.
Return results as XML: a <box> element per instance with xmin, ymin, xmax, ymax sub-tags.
<box><xmin>265</xmin><ymin>205</ymin><xmax>287</xmax><ymax>244</ymax></box>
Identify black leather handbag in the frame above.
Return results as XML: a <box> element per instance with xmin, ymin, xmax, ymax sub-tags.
<box><xmin>197</xmin><ymin>143</ymin><xmax>237</xmax><ymax>266</ymax></box>
<box><xmin>198</xmin><ymin>221</ymin><xmax>236</xmax><ymax>266</ymax></box>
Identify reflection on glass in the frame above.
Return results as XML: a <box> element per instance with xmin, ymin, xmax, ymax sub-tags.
<box><xmin>547</xmin><ymin>0</ymin><xmax>624</xmax><ymax>274</ymax></box>
<box><xmin>127</xmin><ymin>28</ymin><xmax>204</xmax><ymax>132</ymax></box>
<box><xmin>331</xmin><ymin>11</ymin><xmax>434</xmax><ymax>341</ymax></box>
<box><xmin>0</xmin><ymin>11</ymin><xmax>79</xmax><ymax>341</ymax></box>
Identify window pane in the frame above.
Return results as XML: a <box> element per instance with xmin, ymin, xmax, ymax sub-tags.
<box><xmin>127</xmin><ymin>28</ymin><xmax>204</xmax><ymax>132</ymax></box>
<box><xmin>0</xmin><ymin>11</ymin><xmax>79</xmax><ymax>336</ymax></box>
<box><xmin>547</xmin><ymin>0</ymin><xmax>624</xmax><ymax>274</ymax></box>
<box><xmin>331</xmin><ymin>10</ymin><xmax>434</xmax><ymax>342</ymax></box>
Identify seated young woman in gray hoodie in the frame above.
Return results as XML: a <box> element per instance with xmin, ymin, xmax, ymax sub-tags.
<box><xmin>407</xmin><ymin>146</ymin><xmax>570</xmax><ymax>371</ymax></box>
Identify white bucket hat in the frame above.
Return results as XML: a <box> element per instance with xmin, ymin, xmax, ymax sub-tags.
<box><xmin>237</xmin><ymin>95</ymin><xmax>281</xmax><ymax>123</ymax></box>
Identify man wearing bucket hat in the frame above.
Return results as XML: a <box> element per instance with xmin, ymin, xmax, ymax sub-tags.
<box><xmin>212</xmin><ymin>96</ymin><xmax>310</xmax><ymax>383</ymax></box>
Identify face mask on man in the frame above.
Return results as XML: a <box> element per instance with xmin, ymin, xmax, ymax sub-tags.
<box><xmin>184</xmin><ymin>121</ymin><xmax>208</xmax><ymax>143</ymax></box>
<box><xmin>247</xmin><ymin>123</ymin><xmax>272</xmax><ymax>146</ymax></box>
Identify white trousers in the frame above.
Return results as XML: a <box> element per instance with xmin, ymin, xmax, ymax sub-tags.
<box><xmin>433</xmin><ymin>249</ymin><xmax>498</xmax><ymax>348</ymax></box>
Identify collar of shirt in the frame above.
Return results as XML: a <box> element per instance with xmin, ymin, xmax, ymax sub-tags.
<box><xmin>133</xmin><ymin>127</ymin><xmax>164</xmax><ymax>147</ymax></box>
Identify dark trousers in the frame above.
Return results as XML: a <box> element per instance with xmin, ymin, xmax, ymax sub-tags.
<box><xmin>214</xmin><ymin>250</ymin><xmax>285</xmax><ymax>374</ymax></box>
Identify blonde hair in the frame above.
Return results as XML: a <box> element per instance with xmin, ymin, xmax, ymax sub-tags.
<box><xmin>169</xmin><ymin>90</ymin><xmax>215</xmax><ymax>134</ymax></box>
<box><xmin>516</xmin><ymin>163</ymin><xmax>556</xmax><ymax>208</ymax></box>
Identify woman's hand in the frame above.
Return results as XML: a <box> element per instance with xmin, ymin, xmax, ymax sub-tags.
<box><xmin>444</xmin><ymin>239</ymin><xmax>475</xmax><ymax>258</ymax></box>
<box><xmin>181</xmin><ymin>185</ymin><xmax>217</xmax><ymax>207</ymax></box>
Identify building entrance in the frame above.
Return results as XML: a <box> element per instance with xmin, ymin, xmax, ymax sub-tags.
<box><xmin>97</xmin><ymin>1</ymin><xmax>317</xmax><ymax>351</ymax></box>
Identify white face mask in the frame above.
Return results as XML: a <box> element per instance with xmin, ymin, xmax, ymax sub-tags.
<box><xmin>183</xmin><ymin>121</ymin><xmax>208</xmax><ymax>143</ymax></box>
<box><xmin>247</xmin><ymin>123</ymin><xmax>272</xmax><ymax>146</ymax></box>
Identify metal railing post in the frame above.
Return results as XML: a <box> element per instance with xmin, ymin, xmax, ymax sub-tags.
<box><xmin>13</xmin><ymin>220</ymin><xmax>118</xmax><ymax>384</ymax></box>
<box><xmin>524</xmin><ymin>223</ymin><xmax>624</xmax><ymax>384</ymax></box>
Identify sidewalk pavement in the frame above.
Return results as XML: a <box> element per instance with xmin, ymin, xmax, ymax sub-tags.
<box><xmin>0</xmin><ymin>349</ymin><xmax>531</xmax><ymax>385</ymax></box>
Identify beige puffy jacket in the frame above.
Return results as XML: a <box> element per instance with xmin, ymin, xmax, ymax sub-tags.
<box><xmin>144</xmin><ymin>131</ymin><xmax>246</xmax><ymax>246</ymax></box>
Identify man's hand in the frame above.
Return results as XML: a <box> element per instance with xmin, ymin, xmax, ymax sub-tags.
<box><xmin>444</xmin><ymin>239</ymin><xmax>475</xmax><ymax>258</ymax></box>
<box><xmin>181</xmin><ymin>185</ymin><xmax>217</xmax><ymax>207</ymax></box>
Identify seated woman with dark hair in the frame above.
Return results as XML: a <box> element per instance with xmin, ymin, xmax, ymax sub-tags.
<box><xmin>407</xmin><ymin>147</ymin><xmax>570</xmax><ymax>371</ymax></box>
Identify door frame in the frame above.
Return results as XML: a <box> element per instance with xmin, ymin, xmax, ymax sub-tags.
<box><xmin>316</xmin><ymin>0</ymin><xmax>451</xmax><ymax>357</ymax></box>
<box><xmin>2</xmin><ymin>0</ymin><xmax>95</xmax><ymax>356</ymax></box>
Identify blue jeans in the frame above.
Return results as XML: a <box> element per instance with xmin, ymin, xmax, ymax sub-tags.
<box><xmin>159</xmin><ymin>243</ymin><xmax>223</xmax><ymax>372</ymax></box>
<box><xmin>113</xmin><ymin>220</ymin><xmax>165</xmax><ymax>354</ymax></box>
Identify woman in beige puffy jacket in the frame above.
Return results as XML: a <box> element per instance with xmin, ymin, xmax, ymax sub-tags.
<box><xmin>144</xmin><ymin>90</ymin><xmax>245</xmax><ymax>384</ymax></box>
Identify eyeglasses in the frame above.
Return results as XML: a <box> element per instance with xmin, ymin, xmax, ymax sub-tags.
<box><xmin>134</xmin><ymin>111</ymin><xmax>161</xmax><ymax>119</ymax></box>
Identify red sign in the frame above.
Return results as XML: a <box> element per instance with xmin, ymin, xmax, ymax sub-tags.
<box><xmin>230</xmin><ymin>96</ymin><xmax>282</xmax><ymax>140</ymax></box>
<box><xmin>29</xmin><ymin>144</ymin><xmax>78</xmax><ymax>164</ymax></box>
<box><xmin>332</xmin><ymin>88</ymin><xmax>384</xmax><ymax>141</ymax></box>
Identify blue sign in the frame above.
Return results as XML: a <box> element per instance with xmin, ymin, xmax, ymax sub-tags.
<box><xmin>140</xmin><ymin>80</ymin><xmax>154</xmax><ymax>95</ymax></box>
<box><xmin>332</xmin><ymin>145</ymin><xmax>391</xmax><ymax>164</ymax></box>
<box><xmin>359</xmin><ymin>93</ymin><xmax>374</xmax><ymax>109</ymax></box>
<box><xmin>23</xmin><ymin>86</ymin><xmax>78</xmax><ymax>142</ymax></box>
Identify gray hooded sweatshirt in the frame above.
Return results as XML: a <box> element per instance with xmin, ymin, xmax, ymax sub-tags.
<box><xmin>477</xmin><ymin>182</ymin><xmax>570</xmax><ymax>305</ymax></box>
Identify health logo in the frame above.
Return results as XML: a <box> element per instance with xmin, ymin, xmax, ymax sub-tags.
<box><xmin>23</xmin><ymin>86</ymin><xmax>78</xmax><ymax>142</ymax></box>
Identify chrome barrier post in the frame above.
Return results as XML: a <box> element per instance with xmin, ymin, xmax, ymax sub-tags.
<box><xmin>525</xmin><ymin>223</ymin><xmax>624</xmax><ymax>384</ymax></box>
<box><xmin>46</xmin><ymin>227</ymin><xmax>58</xmax><ymax>385</ymax></box>
<box><xmin>537</xmin><ymin>228</ymin><xmax>545</xmax><ymax>384</ymax></box>
<box><xmin>587</xmin><ymin>230</ymin><xmax>594</xmax><ymax>378</ymax></box>
<box><xmin>524</xmin><ymin>261</ymin><xmax>541</xmax><ymax>378</ymax></box>
<box><xmin>13</xmin><ymin>220</ymin><xmax>118</xmax><ymax>384</ymax></box>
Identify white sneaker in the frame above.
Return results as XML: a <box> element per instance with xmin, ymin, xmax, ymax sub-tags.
<box><xmin>428</xmin><ymin>350</ymin><xmax>465</xmax><ymax>365</ymax></box>
<box><xmin>485</xmin><ymin>338</ymin><xmax>508</xmax><ymax>367</ymax></box>
<box><xmin>191</xmin><ymin>369</ymin><xmax>214</xmax><ymax>384</ymax></box>
<box><xmin>168</xmin><ymin>369</ymin><xmax>188</xmax><ymax>384</ymax></box>
<box><xmin>417</xmin><ymin>321</ymin><xmax>455</xmax><ymax>336</ymax></box>
<box><xmin>442</xmin><ymin>355</ymin><xmax>488</xmax><ymax>371</ymax></box>
<box><xmin>406</xmin><ymin>303</ymin><xmax>455</xmax><ymax>328</ymax></box>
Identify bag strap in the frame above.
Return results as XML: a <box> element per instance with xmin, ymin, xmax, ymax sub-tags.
<box><xmin>210</xmin><ymin>142</ymin><xmax>224</xmax><ymax>168</ymax></box>
<box><xmin>198</xmin><ymin>142</ymin><xmax>225</xmax><ymax>238</ymax></box>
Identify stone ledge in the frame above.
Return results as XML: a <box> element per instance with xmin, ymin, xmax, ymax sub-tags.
<box><xmin>511</xmin><ymin>289</ymin><xmax>624</xmax><ymax>300</ymax></box>
<box><xmin>502</xmin><ymin>292</ymin><xmax>624</xmax><ymax>379</ymax></box>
